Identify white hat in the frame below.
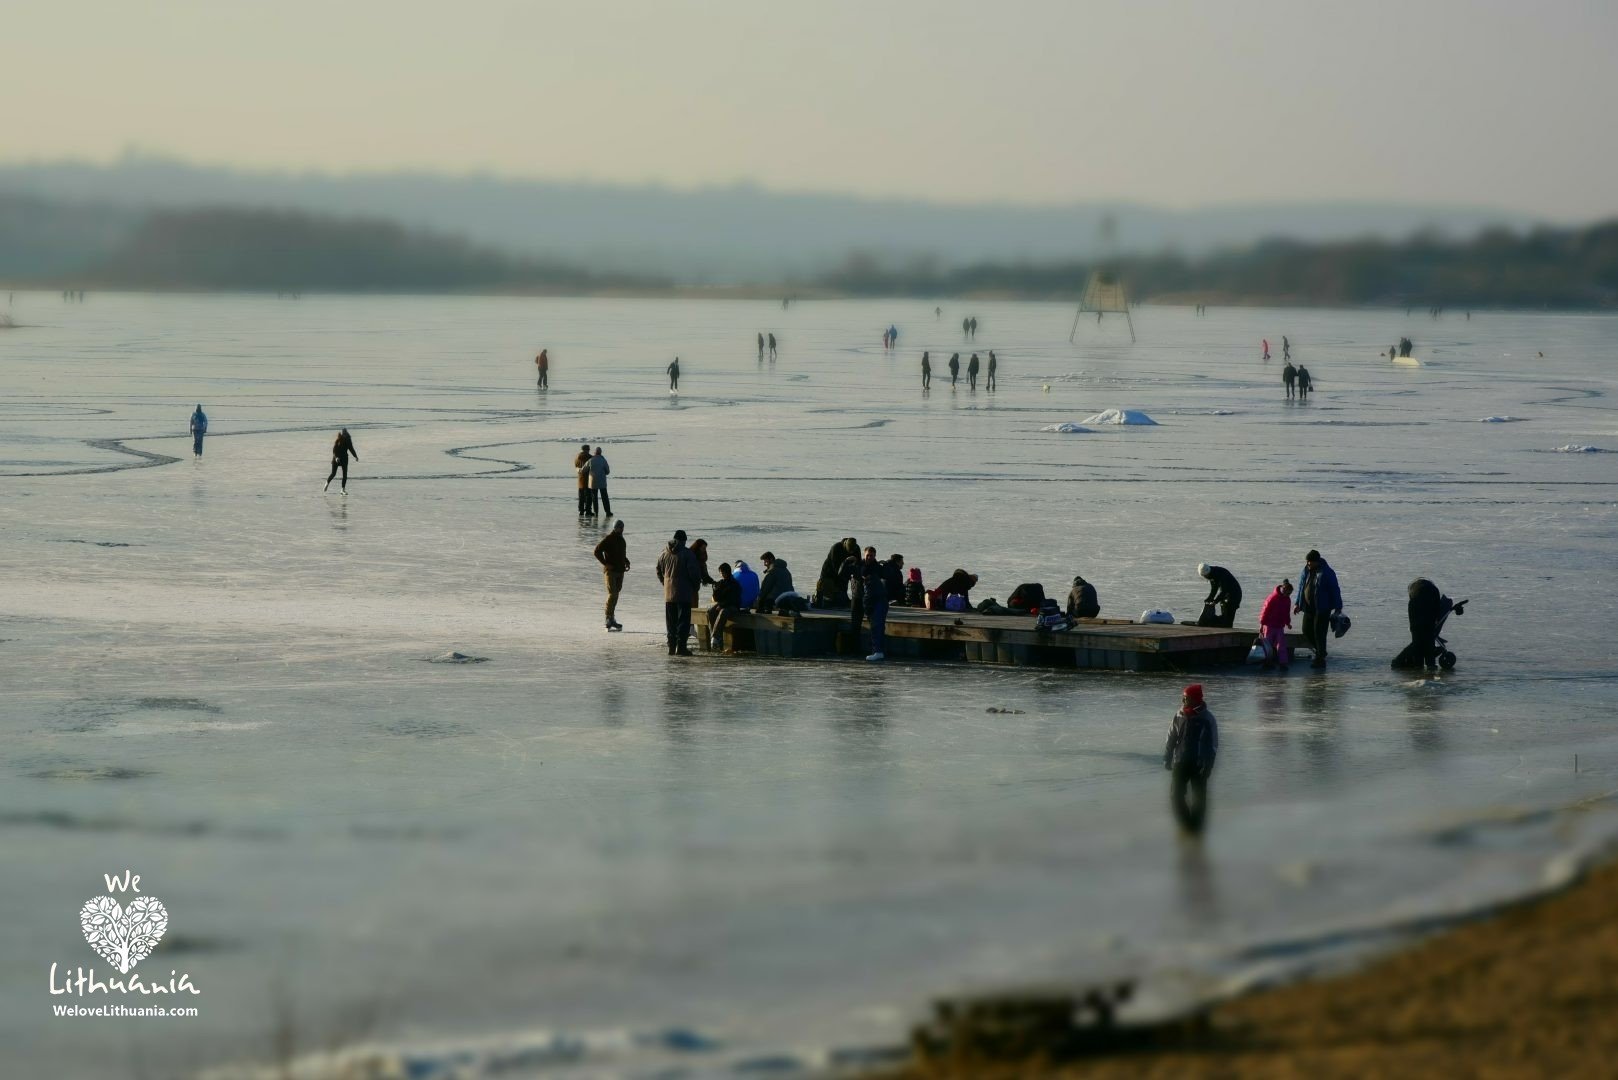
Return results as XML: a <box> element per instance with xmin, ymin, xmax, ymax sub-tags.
<box><xmin>1197</xmin><ymin>562</ymin><xmax>1210</xmax><ymax>578</ymax></box>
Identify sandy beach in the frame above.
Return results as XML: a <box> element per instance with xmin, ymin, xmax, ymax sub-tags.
<box><xmin>896</xmin><ymin>852</ymin><xmax>1618</xmax><ymax>1078</ymax></box>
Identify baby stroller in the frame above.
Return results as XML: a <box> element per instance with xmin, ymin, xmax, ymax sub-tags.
<box><xmin>1393</xmin><ymin>579</ymin><xmax>1468</xmax><ymax>671</ymax></box>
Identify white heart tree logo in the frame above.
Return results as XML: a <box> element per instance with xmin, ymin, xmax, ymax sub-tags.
<box><xmin>80</xmin><ymin>895</ymin><xmax>169</xmax><ymax>974</ymax></box>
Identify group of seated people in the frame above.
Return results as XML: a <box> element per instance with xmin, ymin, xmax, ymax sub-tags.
<box><xmin>698</xmin><ymin>535</ymin><xmax>1107</xmax><ymax>652</ymax></box>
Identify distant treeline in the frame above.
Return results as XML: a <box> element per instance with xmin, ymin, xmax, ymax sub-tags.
<box><xmin>814</xmin><ymin>223</ymin><xmax>1618</xmax><ymax>309</ymax></box>
<box><xmin>0</xmin><ymin>197</ymin><xmax>665</xmax><ymax>293</ymax></box>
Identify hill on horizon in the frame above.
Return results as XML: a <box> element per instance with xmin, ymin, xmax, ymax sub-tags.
<box><xmin>0</xmin><ymin>154</ymin><xmax>1538</xmax><ymax>284</ymax></box>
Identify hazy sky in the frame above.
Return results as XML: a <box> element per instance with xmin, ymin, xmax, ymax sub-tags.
<box><xmin>8</xmin><ymin>0</ymin><xmax>1618</xmax><ymax>218</ymax></box>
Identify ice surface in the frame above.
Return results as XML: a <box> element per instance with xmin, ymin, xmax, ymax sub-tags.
<box><xmin>4</xmin><ymin>294</ymin><xmax>1618</xmax><ymax>1077</ymax></box>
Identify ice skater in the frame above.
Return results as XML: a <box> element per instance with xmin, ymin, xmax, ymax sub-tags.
<box><xmin>323</xmin><ymin>429</ymin><xmax>358</xmax><ymax>493</ymax></box>
<box><xmin>1164</xmin><ymin>684</ymin><xmax>1218</xmax><ymax>836</ymax></box>
<box><xmin>667</xmin><ymin>357</ymin><xmax>681</xmax><ymax>392</ymax></box>
<box><xmin>188</xmin><ymin>404</ymin><xmax>208</xmax><ymax>457</ymax></box>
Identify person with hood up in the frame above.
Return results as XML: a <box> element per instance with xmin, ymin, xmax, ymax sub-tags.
<box><xmin>937</xmin><ymin>569</ymin><xmax>978</xmax><ymax>608</ymax></box>
<box><xmin>756</xmin><ymin>552</ymin><xmax>794</xmax><ymax>613</ymax></box>
<box><xmin>1066</xmin><ymin>575</ymin><xmax>1100</xmax><ymax>619</ymax></box>
<box><xmin>1257</xmin><ymin>579</ymin><xmax>1293</xmax><ymax>670</ymax></box>
<box><xmin>1196</xmin><ymin>563</ymin><xmax>1243</xmax><ymax>627</ymax></box>
<box><xmin>707</xmin><ymin>562</ymin><xmax>743</xmax><ymax>654</ymax></box>
<box><xmin>967</xmin><ymin>352</ymin><xmax>980</xmax><ymax>390</ymax></box>
<box><xmin>324</xmin><ymin>428</ymin><xmax>358</xmax><ymax>493</ymax></box>
<box><xmin>732</xmin><ymin>559</ymin><xmax>760</xmax><ymax>609</ymax></box>
<box><xmin>948</xmin><ymin>352</ymin><xmax>960</xmax><ymax>387</ymax></box>
<box><xmin>535</xmin><ymin>348</ymin><xmax>549</xmax><ymax>388</ymax></box>
<box><xmin>587</xmin><ymin>446</ymin><xmax>612</xmax><ymax>516</ymax></box>
<box><xmin>882</xmin><ymin>554</ymin><xmax>906</xmax><ymax>608</ymax></box>
<box><xmin>1397</xmin><ymin>578</ymin><xmax>1465</xmax><ymax>671</ymax></box>
<box><xmin>189</xmin><ymin>404</ymin><xmax>208</xmax><ymax>456</ymax></box>
<box><xmin>1294</xmin><ymin>549</ymin><xmax>1343</xmax><ymax>668</ymax></box>
<box><xmin>861</xmin><ymin>547</ymin><xmax>890</xmax><ymax>661</ymax></box>
<box><xmin>816</xmin><ymin>538</ymin><xmax>857</xmax><ymax>608</ymax></box>
<box><xmin>1296</xmin><ymin>365</ymin><xmax>1314</xmax><ymax>399</ymax></box>
<box><xmin>1163</xmin><ymin>684</ymin><xmax>1219</xmax><ymax>835</ymax></box>
<box><xmin>655</xmin><ymin>530</ymin><xmax>702</xmax><ymax>656</ymax></box>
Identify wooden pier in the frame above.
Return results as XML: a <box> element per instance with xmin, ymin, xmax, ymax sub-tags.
<box><xmin>691</xmin><ymin>607</ymin><xmax>1309</xmax><ymax>672</ymax></box>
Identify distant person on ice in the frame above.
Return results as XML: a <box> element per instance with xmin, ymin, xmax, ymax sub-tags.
<box><xmin>987</xmin><ymin>351</ymin><xmax>997</xmax><ymax>391</ymax></box>
<box><xmin>535</xmin><ymin>348</ymin><xmax>549</xmax><ymax>388</ymax></box>
<box><xmin>967</xmin><ymin>353</ymin><xmax>980</xmax><ymax>390</ymax></box>
<box><xmin>1196</xmin><ymin>563</ymin><xmax>1242</xmax><ymax>627</ymax></box>
<box><xmin>768</xmin><ymin>332</ymin><xmax>777</xmax><ymax>360</ymax></box>
<box><xmin>574</xmin><ymin>444</ymin><xmax>593</xmax><ymax>517</ymax></box>
<box><xmin>757</xmin><ymin>332</ymin><xmax>765</xmax><ymax>360</ymax></box>
<box><xmin>1282</xmin><ymin>336</ymin><xmax>1291</xmax><ymax>360</ymax></box>
<box><xmin>323</xmin><ymin>429</ymin><xmax>358</xmax><ymax>493</ymax></box>
<box><xmin>1282</xmin><ymin>360</ymin><xmax>1297</xmax><ymax>398</ymax></box>
<box><xmin>588</xmin><ymin>446</ymin><xmax>612</xmax><ymax>517</ymax></box>
<box><xmin>593</xmin><ymin>519</ymin><xmax>629</xmax><ymax>632</ymax></box>
<box><xmin>1262</xmin><ymin>338</ymin><xmax>1271</xmax><ymax>360</ymax></box>
<box><xmin>1296</xmin><ymin>365</ymin><xmax>1313</xmax><ymax>399</ymax></box>
<box><xmin>189</xmin><ymin>404</ymin><xmax>208</xmax><ymax>457</ymax></box>
<box><xmin>1164</xmin><ymin>684</ymin><xmax>1218</xmax><ymax>835</ymax></box>
<box><xmin>667</xmin><ymin>357</ymin><xmax>681</xmax><ymax>391</ymax></box>
<box><xmin>921</xmin><ymin>351</ymin><xmax>931</xmax><ymax>389</ymax></box>
<box><xmin>948</xmin><ymin>352</ymin><xmax>960</xmax><ymax>387</ymax></box>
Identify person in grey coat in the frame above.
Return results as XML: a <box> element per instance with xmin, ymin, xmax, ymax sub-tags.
<box><xmin>587</xmin><ymin>447</ymin><xmax>612</xmax><ymax>516</ymax></box>
<box><xmin>1164</xmin><ymin>684</ymin><xmax>1219</xmax><ymax>835</ymax></box>
<box><xmin>655</xmin><ymin>529</ymin><xmax>702</xmax><ymax>656</ymax></box>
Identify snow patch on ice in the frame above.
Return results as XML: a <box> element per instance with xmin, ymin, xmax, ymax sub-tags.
<box><xmin>1083</xmin><ymin>409</ymin><xmax>1158</xmax><ymax>426</ymax></box>
<box><xmin>1478</xmin><ymin>416</ymin><xmax>1525</xmax><ymax>423</ymax></box>
<box><xmin>423</xmin><ymin>651</ymin><xmax>489</xmax><ymax>664</ymax></box>
<box><xmin>1552</xmin><ymin>444</ymin><xmax>1609</xmax><ymax>453</ymax></box>
<box><xmin>1040</xmin><ymin>422</ymin><xmax>1094</xmax><ymax>434</ymax></box>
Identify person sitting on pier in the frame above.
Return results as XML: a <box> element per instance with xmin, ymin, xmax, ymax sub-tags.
<box><xmin>936</xmin><ymin>569</ymin><xmax>979</xmax><ymax>610</ymax></box>
<box><xmin>1196</xmin><ymin>563</ymin><xmax>1243</xmax><ymax>628</ymax></box>
<box><xmin>1067</xmin><ymin>575</ymin><xmax>1100</xmax><ymax>619</ymax></box>
<box><xmin>904</xmin><ymin>566</ymin><xmax>926</xmax><ymax>608</ymax></box>
<box><xmin>707</xmin><ymin>562</ymin><xmax>743</xmax><ymax>654</ymax></box>
<box><xmin>757</xmin><ymin>552</ymin><xmax>794</xmax><ymax>613</ymax></box>
<box><xmin>733</xmin><ymin>559</ymin><xmax>760</xmax><ymax>609</ymax></box>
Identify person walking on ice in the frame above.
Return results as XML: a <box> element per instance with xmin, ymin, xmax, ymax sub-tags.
<box><xmin>667</xmin><ymin>357</ymin><xmax>681</xmax><ymax>392</ymax></box>
<box><xmin>535</xmin><ymin>348</ymin><xmax>549</xmax><ymax>388</ymax></box>
<box><xmin>587</xmin><ymin>445</ymin><xmax>612</xmax><ymax>517</ymax></box>
<box><xmin>1164</xmin><ymin>684</ymin><xmax>1218</xmax><ymax>835</ymax></box>
<box><xmin>189</xmin><ymin>404</ymin><xmax>208</xmax><ymax>457</ymax></box>
<box><xmin>987</xmin><ymin>351</ymin><xmax>997</xmax><ymax>391</ymax></box>
<box><xmin>920</xmin><ymin>351</ymin><xmax>931</xmax><ymax>390</ymax></box>
<box><xmin>323</xmin><ymin>429</ymin><xmax>358</xmax><ymax>493</ymax></box>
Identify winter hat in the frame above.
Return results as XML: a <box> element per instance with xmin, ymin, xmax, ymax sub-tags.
<box><xmin>1183</xmin><ymin>684</ymin><xmax>1204</xmax><ymax>707</ymax></box>
<box><xmin>1197</xmin><ymin>563</ymin><xmax>1211</xmax><ymax>578</ymax></box>
<box><xmin>907</xmin><ymin>567</ymin><xmax>922</xmax><ymax>583</ymax></box>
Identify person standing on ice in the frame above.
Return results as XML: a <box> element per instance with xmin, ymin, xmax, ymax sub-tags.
<box><xmin>1282</xmin><ymin>360</ymin><xmax>1297</xmax><ymax>399</ymax></box>
<box><xmin>323</xmin><ymin>429</ymin><xmax>358</xmax><ymax>493</ymax></box>
<box><xmin>535</xmin><ymin>348</ymin><xmax>549</xmax><ymax>388</ymax></box>
<box><xmin>593</xmin><ymin>519</ymin><xmax>629</xmax><ymax>632</ymax></box>
<box><xmin>986</xmin><ymin>351</ymin><xmax>997</xmax><ymax>391</ymax></box>
<box><xmin>188</xmin><ymin>404</ymin><xmax>208</xmax><ymax>457</ymax></box>
<box><xmin>656</xmin><ymin>529</ymin><xmax>700</xmax><ymax>656</ymax></box>
<box><xmin>666</xmin><ymin>357</ymin><xmax>681</xmax><ymax>391</ymax></box>
<box><xmin>948</xmin><ymin>352</ymin><xmax>960</xmax><ymax>387</ymax></box>
<box><xmin>768</xmin><ymin>333</ymin><xmax>777</xmax><ymax>360</ymax></box>
<box><xmin>921</xmin><ymin>351</ymin><xmax>931</xmax><ymax>389</ymax></box>
<box><xmin>967</xmin><ymin>353</ymin><xmax>980</xmax><ymax>390</ymax></box>
<box><xmin>1296</xmin><ymin>365</ymin><xmax>1313</xmax><ymax>399</ymax></box>
<box><xmin>1294</xmin><ymin>549</ymin><xmax>1342</xmax><ymax>668</ymax></box>
<box><xmin>587</xmin><ymin>446</ymin><xmax>612</xmax><ymax>517</ymax></box>
<box><xmin>1164</xmin><ymin>684</ymin><xmax>1218</xmax><ymax>835</ymax></box>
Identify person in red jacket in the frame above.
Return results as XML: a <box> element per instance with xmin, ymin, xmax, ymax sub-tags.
<box><xmin>1164</xmin><ymin>684</ymin><xmax>1219</xmax><ymax>835</ymax></box>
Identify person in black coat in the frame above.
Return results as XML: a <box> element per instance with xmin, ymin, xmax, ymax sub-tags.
<box><xmin>707</xmin><ymin>563</ymin><xmax>743</xmax><ymax>653</ymax></box>
<box><xmin>1196</xmin><ymin>563</ymin><xmax>1242</xmax><ymax>627</ymax></box>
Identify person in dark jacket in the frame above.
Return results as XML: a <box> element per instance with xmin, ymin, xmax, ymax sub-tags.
<box><xmin>1282</xmin><ymin>361</ymin><xmax>1297</xmax><ymax>399</ymax></box>
<box><xmin>904</xmin><ymin>567</ymin><xmax>926</xmax><ymax>607</ymax></box>
<box><xmin>1066</xmin><ymin>575</ymin><xmax>1100</xmax><ymax>619</ymax></box>
<box><xmin>921</xmin><ymin>351</ymin><xmax>931</xmax><ymax>390</ymax></box>
<box><xmin>967</xmin><ymin>353</ymin><xmax>980</xmax><ymax>390</ymax></box>
<box><xmin>1296</xmin><ymin>365</ymin><xmax>1313</xmax><ymax>398</ymax></box>
<box><xmin>655</xmin><ymin>530</ymin><xmax>701</xmax><ymax>656</ymax></box>
<box><xmin>1396</xmin><ymin>578</ymin><xmax>1465</xmax><ymax>670</ymax></box>
<box><xmin>986</xmin><ymin>351</ymin><xmax>997</xmax><ymax>391</ymax></box>
<box><xmin>1294</xmin><ymin>549</ymin><xmax>1343</xmax><ymax>668</ymax></box>
<box><xmin>1196</xmin><ymin>563</ymin><xmax>1242</xmax><ymax>627</ymax></box>
<box><xmin>757</xmin><ymin>552</ymin><xmax>794</xmax><ymax>613</ymax></box>
<box><xmin>882</xmin><ymin>554</ymin><xmax>906</xmax><ymax>608</ymax></box>
<box><xmin>189</xmin><ymin>404</ymin><xmax>208</xmax><ymax>456</ymax></box>
<box><xmin>666</xmin><ymin>357</ymin><xmax>681</xmax><ymax>391</ymax></box>
<box><xmin>861</xmin><ymin>547</ymin><xmax>890</xmax><ymax>661</ymax></box>
<box><xmin>816</xmin><ymin>538</ymin><xmax>857</xmax><ymax>608</ymax></box>
<box><xmin>938</xmin><ymin>569</ymin><xmax>978</xmax><ymax>604</ymax></box>
<box><xmin>690</xmin><ymin>538</ymin><xmax>715</xmax><ymax>586</ymax></box>
<box><xmin>1164</xmin><ymin>684</ymin><xmax>1219</xmax><ymax>835</ymax></box>
<box><xmin>592</xmin><ymin>519</ymin><xmax>630</xmax><ymax>631</ymax></box>
<box><xmin>324</xmin><ymin>429</ymin><xmax>358</xmax><ymax>493</ymax></box>
<box><xmin>839</xmin><ymin>546</ymin><xmax>866</xmax><ymax>648</ymax></box>
<box><xmin>587</xmin><ymin>446</ymin><xmax>612</xmax><ymax>516</ymax></box>
<box><xmin>948</xmin><ymin>352</ymin><xmax>960</xmax><ymax>387</ymax></box>
<box><xmin>707</xmin><ymin>563</ymin><xmax>743</xmax><ymax>653</ymax></box>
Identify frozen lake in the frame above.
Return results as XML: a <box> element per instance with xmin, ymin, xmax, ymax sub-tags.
<box><xmin>4</xmin><ymin>293</ymin><xmax>1618</xmax><ymax>1077</ymax></box>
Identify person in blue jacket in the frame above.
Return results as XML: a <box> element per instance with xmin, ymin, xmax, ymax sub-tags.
<box><xmin>732</xmin><ymin>559</ymin><xmax>760</xmax><ymax>609</ymax></box>
<box><xmin>1293</xmin><ymin>548</ymin><xmax>1342</xmax><ymax>668</ymax></box>
<box><xmin>189</xmin><ymin>404</ymin><xmax>208</xmax><ymax>456</ymax></box>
